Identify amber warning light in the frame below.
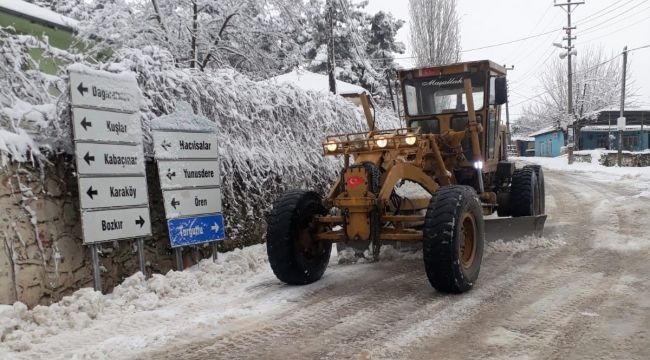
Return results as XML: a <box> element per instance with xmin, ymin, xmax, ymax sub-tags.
<box><xmin>420</xmin><ymin>68</ymin><xmax>440</xmax><ymax>77</ymax></box>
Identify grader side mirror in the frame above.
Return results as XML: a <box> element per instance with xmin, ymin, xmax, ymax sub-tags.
<box><xmin>495</xmin><ymin>77</ymin><xmax>508</xmax><ymax>105</ymax></box>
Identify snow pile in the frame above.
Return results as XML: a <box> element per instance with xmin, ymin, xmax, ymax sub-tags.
<box><xmin>486</xmin><ymin>235</ymin><xmax>566</xmax><ymax>255</ymax></box>
<box><xmin>0</xmin><ymin>245</ymin><xmax>269</xmax><ymax>351</ymax></box>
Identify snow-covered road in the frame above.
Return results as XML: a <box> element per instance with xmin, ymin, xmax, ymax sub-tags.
<box><xmin>2</xmin><ymin>163</ymin><xmax>649</xmax><ymax>359</ymax></box>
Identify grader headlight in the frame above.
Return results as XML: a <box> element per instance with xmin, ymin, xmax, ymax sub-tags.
<box><xmin>326</xmin><ymin>140</ymin><xmax>338</xmax><ymax>152</ymax></box>
<box><xmin>375</xmin><ymin>137</ymin><xmax>388</xmax><ymax>148</ymax></box>
<box><xmin>405</xmin><ymin>135</ymin><xmax>417</xmax><ymax>146</ymax></box>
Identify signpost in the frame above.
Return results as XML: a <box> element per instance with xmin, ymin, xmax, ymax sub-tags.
<box><xmin>72</xmin><ymin>108</ymin><xmax>142</xmax><ymax>143</ymax></box>
<box><xmin>162</xmin><ymin>188</ymin><xmax>222</xmax><ymax>219</ymax></box>
<box><xmin>152</xmin><ymin>102</ymin><xmax>225</xmax><ymax>270</ymax></box>
<box><xmin>157</xmin><ymin>160</ymin><xmax>221</xmax><ymax>189</ymax></box>
<box><xmin>69</xmin><ymin>67</ymin><xmax>151</xmax><ymax>292</ymax></box>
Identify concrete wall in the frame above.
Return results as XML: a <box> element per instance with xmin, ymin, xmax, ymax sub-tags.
<box><xmin>535</xmin><ymin>131</ymin><xmax>564</xmax><ymax>157</ymax></box>
<box><xmin>0</xmin><ymin>156</ymin><xmax>213</xmax><ymax>307</ymax></box>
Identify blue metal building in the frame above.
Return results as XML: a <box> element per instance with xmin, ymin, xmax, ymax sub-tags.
<box><xmin>580</xmin><ymin>125</ymin><xmax>650</xmax><ymax>151</ymax></box>
<box><xmin>530</xmin><ymin>127</ymin><xmax>565</xmax><ymax>157</ymax></box>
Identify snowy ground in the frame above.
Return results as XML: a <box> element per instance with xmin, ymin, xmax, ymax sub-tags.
<box><xmin>516</xmin><ymin>152</ymin><xmax>650</xmax><ymax>197</ymax></box>
<box><xmin>1</xmin><ymin>162</ymin><xmax>649</xmax><ymax>359</ymax></box>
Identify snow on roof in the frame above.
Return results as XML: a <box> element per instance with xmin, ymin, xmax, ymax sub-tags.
<box><xmin>581</xmin><ymin>125</ymin><xmax>648</xmax><ymax>132</ymax></box>
<box><xmin>266</xmin><ymin>69</ymin><xmax>368</xmax><ymax>96</ymax></box>
<box><xmin>0</xmin><ymin>0</ymin><xmax>78</xmax><ymax>31</ymax></box>
<box><xmin>529</xmin><ymin>126</ymin><xmax>560</xmax><ymax>138</ymax></box>
<box><xmin>512</xmin><ymin>136</ymin><xmax>534</xmax><ymax>142</ymax></box>
<box><xmin>596</xmin><ymin>106</ymin><xmax>650</xmax><ymax>113</ymax></box>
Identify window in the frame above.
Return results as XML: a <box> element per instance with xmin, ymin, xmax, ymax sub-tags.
<box><xmin>547</xmin><ymin>139</ymin><xmax>552</xmax><ymax>155</ymax></box>
<box><xmin>489</xmin><ymin>77</ymin><xmax>496</xmax><ymax>105</ymax></box>
<box><xmin>411</xmin><ymin>119</ymin><xmax>440</xmax><ymax>134</ymax></box>
<box><xmin>624</xmin><ymin>135</ymin><xmax>638</xmax><ymax>150</ymax></box>
<box><xmin>405</xmin><ymin>85</ymin><xmax>419</xmax><ymax>116</ymax></box>
<box><xmin>450</xmin><ymin>116</ymin><xmax>481</xmax><ymax>161</ymax></box>
<box><xmin>488</xmin><ymin>112</ymin><xmax>497</xmax><ymax>158</ymax></box>
<box><xmin>403</xmin><ymin>73</ymin><xmax>485</xmax><ymax>116</ymax></box>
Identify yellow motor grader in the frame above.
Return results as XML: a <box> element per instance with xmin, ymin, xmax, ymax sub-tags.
<box><xmin>266</xmin><ymin>60</ymin><xmax>546</xmax><ymax>293</ymax></box>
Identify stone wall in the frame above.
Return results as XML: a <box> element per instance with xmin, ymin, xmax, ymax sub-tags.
<box><xmin>599</xmin><ymin>153</ymin><xmax>650</xmax><ymax>167</ymax></box>
<box><xmin>0</xmin><ymin>156</ymin><xmax>215</xmax><ymax>307</ymax></box>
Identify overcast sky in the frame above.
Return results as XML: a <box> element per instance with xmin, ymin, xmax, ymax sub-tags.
<box><xmin>362</xmin><ymin>0</ymin><xmax>650</xmax><ymax>120</ymax></box>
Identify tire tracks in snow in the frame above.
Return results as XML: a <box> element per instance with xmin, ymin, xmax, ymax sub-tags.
<box><xmin>139</xmin><ymin>168</ymin><xmax>650</xmax><ymax>360</ymax></box>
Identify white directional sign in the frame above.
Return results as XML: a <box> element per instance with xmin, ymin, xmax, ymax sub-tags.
<box><xmin>75</xmin><ymin>142</ymin><xmax>145</xmax><ymax>175</ymax></box>
<box><xmin>81</xmin><ymin>207</ymin><xmax>151</xmax><ymax>244</ymax></box>
<box><xmin>157</xmin><ymin>160</ymin><xmax>221</xmax><ymax>190</ymax></box>
<box><xmin>152</xmin><ymin>101</ymin><xmax>225</xmax><ymax>248</ymax></box>
<box><xmin>69</xmin><ymin>70</ymin><xmax>140</xmax><ymax>112</ymax></box>
<box><xmin>70</xmin><ymin>66</ymin><xmax>151</xmax><ymax>246</ymax></box>
<box><xmin>72</xmin><ymin>108</ymin><xmax>142</xmax><ymax>143</ymax></box>
<box><xmin>154</xmin><ymin>131</ymin><xmax>219</xmax><ymax>160</ymax></box>
<box><xmin>162</xmin><ymin>187</ymin><xmax>222</xmax><ymax>219</ymax></box>
<box><xmin>78</xmin><ymin>177</ymin><xmax>149</xmax><ymax>209</ymax></box>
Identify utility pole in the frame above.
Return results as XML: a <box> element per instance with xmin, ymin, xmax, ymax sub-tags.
<box><xmin>554</xmin><ymin>0</ymin><xmax>583</xmax><ymax>164</ymax></box>
<box><xmin>327</xmin><ymin>0</ymin><xmax>337</xmax><ymax>94</ymax></box>
<box><xmin>503</xmin><ymin>65</ymin><xmax>514</xmax><ymax>151</ymax></box>
<box><xmin>618</xmin><ymin>46</ymin><xmax>628</xmax><ymax>167</ymax></box>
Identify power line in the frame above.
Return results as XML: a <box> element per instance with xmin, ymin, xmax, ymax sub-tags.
<box><xmin>578</xmin><ymin>0</ymin><xmax>649</xmax><ymax>34</ymax></box>
<box><xmin>504</xmin><ymin>4</ymin><xmax>554</xmax><ymax>64</ymax></box>
<box><xmin>574</xmin><ymin>0</ymin><xmax>638</xmax><ymax>25</ymax></box>
<box><xmin>581</xmin><ymin>13</ymin><xmax>650</xmax><ymax>45</ymax></box>
<box><xmin>509</xmin><ymin>45</ymin><xmax>650</xmax><ymax>108</ymax></box>
<box><xmin>460</xmin><ymin>27</ymin><xmax>563</xmax><ymax>53</ymax></box>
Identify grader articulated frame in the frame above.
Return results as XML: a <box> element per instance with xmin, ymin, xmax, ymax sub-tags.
<box><xmin>266</xmin><ymin>60</ymin><xmax>546</xmax><ymax>293</ymax></box>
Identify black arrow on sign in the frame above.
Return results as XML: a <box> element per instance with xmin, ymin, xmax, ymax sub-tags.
<box><xmin>86</xmin><ymin>186</ymin><xmax>98</xmax><ymax>199</ymax></box>
<box><xmin>77</xmin><ymin>82</ymin><xmax>88</xmax><ymax>96</ymax></box>
<box><xmin>83</xmin><ymin>152</ymin><xmax>95</xmax><ymax>165</ymax></box>
<box><xmin>80</xmin><ymin>117</ymin><xmax>92</xmax><ymax>131</ymax></box>
<box><xmin>135</xmin><ymin>216</ymin><xmax>145</xmax><ymax>228</ymax></box>
<box><xmin>171</xmin><ymin>198</ymin><xmax>180</xmax><ymax>209</ymax></box>
<box><xmin>161</xmin><ymin>140</ymin><xmax>172</xmax><ymax>151</ymax></box>
<box><xmin>166</xmin><ymin>169</ymin><xmax>176</xmax><ymax>180</ymax></box>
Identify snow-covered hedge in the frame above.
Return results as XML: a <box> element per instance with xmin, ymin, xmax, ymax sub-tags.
<box><xmin>66</xmin><ymin>47</ymin><xmax>398</xmax><ymax>246</ymax></box>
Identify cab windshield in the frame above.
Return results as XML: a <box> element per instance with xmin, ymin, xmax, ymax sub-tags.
<box><xmin>403</xmin><ymin>73</ymin><xmax>485</xmax><ymax>116</ymax></box>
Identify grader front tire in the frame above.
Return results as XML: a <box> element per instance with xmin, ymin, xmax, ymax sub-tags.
<box><xmin>266</xmin><ymin>190</ymin><xmax>331</xmax><ymax>285</ymax></box>
<box><xmin>423</xmin><ymin>186</ymin><xmax>485</xmax><ymax>294</ymax></box>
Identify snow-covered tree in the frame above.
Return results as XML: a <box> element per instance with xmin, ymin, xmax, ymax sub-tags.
<box><xmin>301</xmin><ymin>1</ymin><xmax>405</xmax><ymax>106</ymax></box>
<box><xmin>517</xmin><ymin>47</ymin><xmax>636</xmax><ymax>133</ymax></box>
<box><xmin>409</xmin><ymin>0</ymin><xmax>461</xmax><ymax>67</ymax></box>
<box><xmin>0</xmin><ymin>26</ymin><xmax>81</xmax><ymax>162</ymax></box>
<box><xmin>77</xmin><ymin>0</ymin><xmax>304</xmax><ymax>78</ymax></box>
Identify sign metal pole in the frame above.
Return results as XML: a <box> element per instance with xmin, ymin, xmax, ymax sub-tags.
<box><xmin>137</xmin><ymin>238</ymin><xmax>146</xmax><ymax>275</ymax></box>
<box><xmin>175</xmin><ymin>247</ymin><xmax>184</xmax><ymax>271</ymax></box>
<box><xmin>212</xmin><ymin>241</ymin><xmax>218</xmax><ymax>262</ymax></box>
<box><xmin>91</xmin><ymin>244</ymin><xmax>102</xmax><ymax>292</ymax></box>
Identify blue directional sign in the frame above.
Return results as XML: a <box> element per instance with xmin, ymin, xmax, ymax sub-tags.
<box><xmin>167</xmin><ymin>213</ymin><xmax>225</xmax><ymax>248</ymax></box>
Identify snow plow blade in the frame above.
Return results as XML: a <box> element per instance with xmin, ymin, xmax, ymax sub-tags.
<box><xmin>484</xmin><ymin>215</ymin><xmax>547</xmax><ymax>242</ymax></box>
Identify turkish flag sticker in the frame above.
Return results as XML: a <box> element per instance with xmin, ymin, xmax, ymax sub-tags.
<box><xmin>347</xmin><ymin>176</ymin><xmax>364</xmax><ymax>189</ymax></box>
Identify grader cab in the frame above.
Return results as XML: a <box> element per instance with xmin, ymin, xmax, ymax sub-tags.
<box><xmin>266</xmin><ymin>60</ymin><xmax>546</xmax><ymax>293</ymax></box>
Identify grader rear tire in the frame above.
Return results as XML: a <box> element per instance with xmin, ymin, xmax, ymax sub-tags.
<box><xmin>524</xmin><ymin>165</ymin><xmax>545</xmax><ymax>215</ymax></box>
<box><xmin>423</xmin><ymin>186</ymin><xmax>484</xmax><ymax>294</ymax></box>
<box><xmin>266</xmin><ymin>190</ymin><xmax>331</xmax><ymax>285</ymax></box>
<box><xmin>511</xmin><ymin>168</ymin><xmax>540</xmax><ymax>217</ymax></box>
